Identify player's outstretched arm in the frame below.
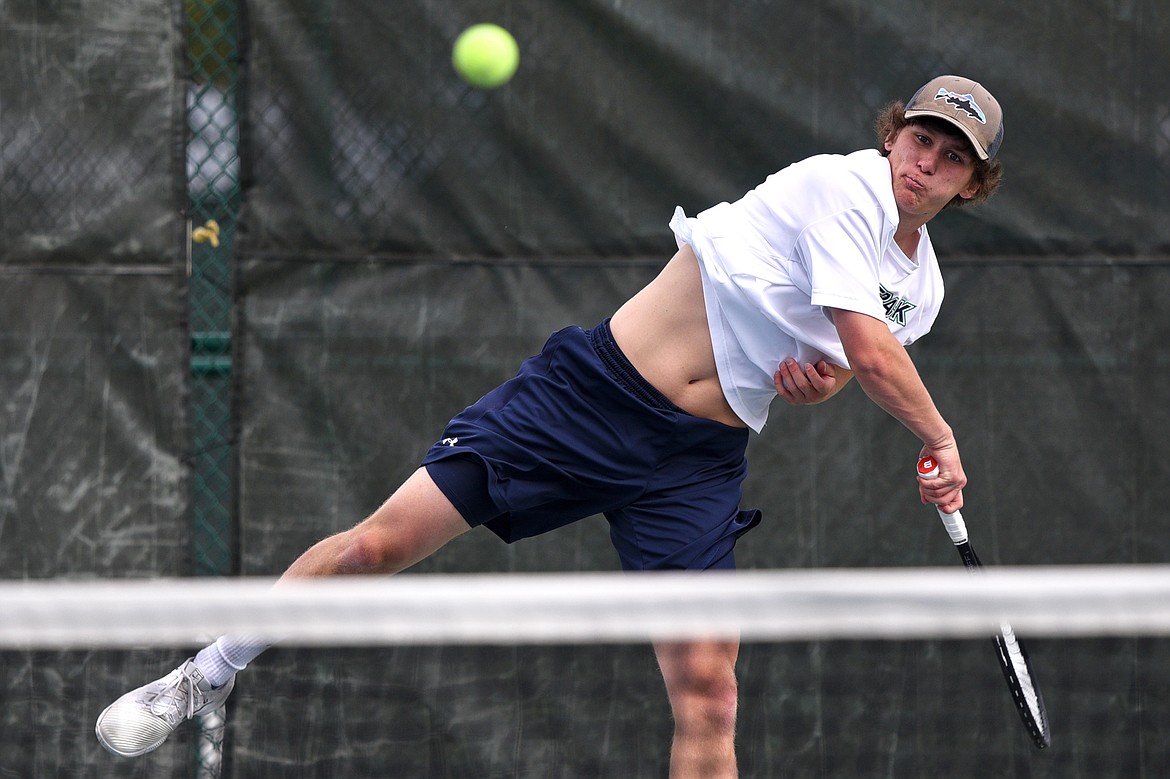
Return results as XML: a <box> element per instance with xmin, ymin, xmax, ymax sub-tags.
<box><xmin>828</xmin><ymin>307</ymin><xmax>965</xmax><ymax>512</ymax></box>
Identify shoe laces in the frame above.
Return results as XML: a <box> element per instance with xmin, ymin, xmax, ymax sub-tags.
<box><xmin>146</xmin><ymin>668</ymin><xmax>201</xmax><ymax>720</ymax></box>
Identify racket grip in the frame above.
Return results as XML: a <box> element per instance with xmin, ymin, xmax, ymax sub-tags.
<box><xmin>936</xmin><ymin>507</ymin><xmax>968</xmax><ymax>545</ymax></box>
<box><xmin>917</xmin><ymin>456</ymin><xmax>969</xmax><ymax>545</ymax></box>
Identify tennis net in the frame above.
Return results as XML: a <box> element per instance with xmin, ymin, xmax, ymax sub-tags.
<box><xmin>3</xmin><ymin>566</ymin><xmax>1169</xmax><ymax>648</ymax></box>
<box><xmin>5</xmin><ymin>566</ymin><xmax>1170</xmax><ymax>778</ymax></box>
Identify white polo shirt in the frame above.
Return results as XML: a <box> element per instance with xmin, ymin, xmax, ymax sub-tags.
<box><xmin>670</xmin><ymin>149</ymin><xmax>944</xmax><ymax>433</ymax></box>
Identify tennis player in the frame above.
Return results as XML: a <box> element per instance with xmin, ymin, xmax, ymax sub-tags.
<box><xmin>97</xmin><ymin>75</ymin><xmax>1003</xmax><ymax>777</ymax></box>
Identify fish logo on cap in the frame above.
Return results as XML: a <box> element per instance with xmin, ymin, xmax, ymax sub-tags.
<box><xmin>933</xmin><ymin>88</ymin><xmax>987</xmax><ymax>124</ymax></box>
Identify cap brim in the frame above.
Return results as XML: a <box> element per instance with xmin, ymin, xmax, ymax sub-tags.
<box><xmin>904</xmin><ymin>108</ymin><xmax>990</xmax><ymax>160</ymax></box>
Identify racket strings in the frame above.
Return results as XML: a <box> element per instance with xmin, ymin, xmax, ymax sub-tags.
<box><xmin>998</xmin><ymin>625</ymin><xmax>1039</xmax><ymax>711</ymax></box>
<box><xmin>996</xmin><ymin>625</ymin><xmax>1050</xmax><ymax>747</ymax></box>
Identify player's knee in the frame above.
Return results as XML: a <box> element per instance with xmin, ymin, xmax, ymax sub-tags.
<box><xmin>336</xmin><ymin>529</ymin><xmax>407</xmax><ymax>575</ymax></box>
<box><xmin>667</xmin><ymin>663</ymin><xmax>739</xmax><ymax>734</ymax></box>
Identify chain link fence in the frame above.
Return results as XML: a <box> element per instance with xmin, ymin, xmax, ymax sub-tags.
<box><xmin>187</xmin><ymin>0</ymin><xmax>240</xmax><ymax>579</ymax></box>
<box><xmin>187</xmin><ymin>1</ymin><xmax>241</xmax><ymax>775</ymax></box>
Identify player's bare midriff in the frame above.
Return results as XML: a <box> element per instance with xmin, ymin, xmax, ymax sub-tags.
<box><xmin>609</xmin><ymin>245</ymin><xmax>747</xmax><ymax>428</ymax></box>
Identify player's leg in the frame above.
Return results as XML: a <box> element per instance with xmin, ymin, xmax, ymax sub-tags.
<box><xmin>602</xmin><ymin>426</ymin><xmax>753</xmax><ymax>777</ymax></box>
<box><xmin>96</xmin><ymin>467</ymin><xmax>470</xmax><ymax>758</ymax></box>
<box><xmin>281</xmin><ymin>465</ymin><xmax>471</xmax><ymax>579</ymax></box>
<box><xmin>654</xmin><ymin>638</ymin><xmax>741</xmax><ymax>779</ymax></box>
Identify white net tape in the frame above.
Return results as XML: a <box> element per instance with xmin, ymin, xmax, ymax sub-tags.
<box><xmin>3</xmin><ymin>565</ymin><xmax>1169</xmax><ymax>648</ymax></box>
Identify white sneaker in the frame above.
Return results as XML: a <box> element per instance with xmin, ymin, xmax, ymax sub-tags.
<box><xmin>95</xmin><ymin>659</ymin><xmax>235</xmax><ymax>757</ymax></box>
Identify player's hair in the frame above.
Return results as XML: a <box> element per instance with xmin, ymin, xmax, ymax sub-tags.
<box><xmin>875</xmin><ymin>101</ymin><xmax>1004</xmax><ymax>208</ymax></box>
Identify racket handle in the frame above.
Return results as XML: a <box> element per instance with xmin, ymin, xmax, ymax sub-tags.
<box><xmin>916</xmin><ymin>456</ymin><xmax>969</xmax><ymax>545</ymax></box>
<box><xmin>936</xmin><ymin>507</ymin><xmax>968</xmax><ymax>545</ymax></box>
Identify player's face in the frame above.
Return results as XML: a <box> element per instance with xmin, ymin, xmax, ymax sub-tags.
<box><xmin>884</xmin><ymin>123</ymin><xmax>980</xmax><ymax>223</ymax></box>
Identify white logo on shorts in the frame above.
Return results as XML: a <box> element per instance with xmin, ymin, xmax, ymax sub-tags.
<box><xmin>441</xmin><ymin>437</ymin><xmax>459</xmax><ymax>447</ymax></box>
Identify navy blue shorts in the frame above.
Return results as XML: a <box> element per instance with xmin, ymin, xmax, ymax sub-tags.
<box><xmin>421</xmin><ymin>320</ymin><xmax>760</xmax><ymax>571</ymax></box>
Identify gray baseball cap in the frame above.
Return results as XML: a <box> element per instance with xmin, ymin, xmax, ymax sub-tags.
<box><xmin>905</xmin><ymin>75</ymin><xmax>1004</xmax><ymax>160</ymax></box>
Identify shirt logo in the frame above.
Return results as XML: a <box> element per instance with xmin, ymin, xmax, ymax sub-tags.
<box><xmin>879</xmin><ymin>285</ymin><xmax>917</xmax><ymax>327</ymax></box>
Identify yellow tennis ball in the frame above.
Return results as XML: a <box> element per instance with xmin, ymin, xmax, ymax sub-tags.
<box><xmin>452</xmin><ymin>24</ymin><xmax>519</xmax><ymax>89</ymax></box>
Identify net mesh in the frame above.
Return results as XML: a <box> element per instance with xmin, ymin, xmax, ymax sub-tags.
<box><xmin>3</xmin><ymin>568</ymin><xmax>1170</xmax><ymax>776</ymax></box>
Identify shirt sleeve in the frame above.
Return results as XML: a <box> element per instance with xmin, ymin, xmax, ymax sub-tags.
<box><xmin>798</xmin><ymin>208</ymin><xmax>887</xmax><ymax>322</ymax></box>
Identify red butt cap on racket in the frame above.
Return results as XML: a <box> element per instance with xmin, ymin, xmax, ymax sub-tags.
<box><xmin>915</xmin><ymin>455</ymin><xmax>939</xmax><ymax>480</ymax></box>
<box><xmin>916</xmin><ymin>455</ymin><xmax>968</xmax><ymax>545</ymax></box>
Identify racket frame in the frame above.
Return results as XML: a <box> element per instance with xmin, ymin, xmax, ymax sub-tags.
<box><xmin>917</xmin><ymin>457</ymin><xmax>1051</xmax><ymax>749</ymax></box>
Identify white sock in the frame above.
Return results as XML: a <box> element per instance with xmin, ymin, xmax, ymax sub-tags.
<box><xmin>192</xmin><ymin>634</ymin><xmax>270</xmax><ymax>687</ymax></box>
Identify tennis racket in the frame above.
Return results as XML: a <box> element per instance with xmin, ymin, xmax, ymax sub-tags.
<box><xmin>916</xmin><ymin>456</ymin><xmax>1051</xmax><ymax>749</ymax></box>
